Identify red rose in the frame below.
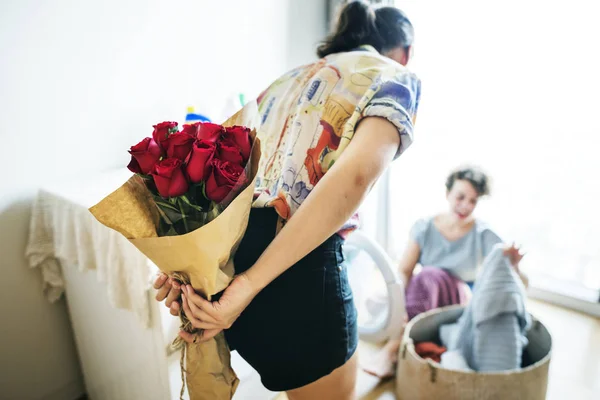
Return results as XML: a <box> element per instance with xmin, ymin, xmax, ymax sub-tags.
<box><xmin>127</xmin><ymin>137</ymin><xmax>162</xmax><ymax>175</ymax></box>
<box><xmin>196</xmin><ymin>122</ymin><xmax>224</xmax><ymax>143</ymax></box>
<box><xmin>186</xmin><ymin>140</ymin><xmax>216</xmax><ymax>183</ymax></box>
<box><xmin>151</xmin><ymin>158</ymin><xmax>189</xmax><ymax>198</ymax></box>
<box><xmin>165</xmin><ymin>131</ymin><xmax>195</xmax><ymax>161</ymax></box>
<box><xmin>152</xmin><ymin>121</ymin><xmax>178</xmax><ymax>150</ymax></box>
<box><xmin>181</xmin><ymin>123</ymin><xmax>200</xmax><ymax>137</ymax></box>
<box><xmin>216</xmin><ymin>138</ymin><xmax>243</xmax><ymax>166</ymax></box>
<box><xmin>205</xmin><ymin>159</ymin><xmax>246</xmax><ymax>203</ymax></box>
<box><xmin>223</xmin><ymin>126</ymin><xmax>251</xmax><ymax>162</ymax></box>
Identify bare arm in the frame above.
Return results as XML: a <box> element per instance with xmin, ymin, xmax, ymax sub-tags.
<box><xmin>246</xmin><ymin>117</ymin><xmax>401</xmax><ymax>290</ymax></box>
<box><xmin>178</xmin><ymin>117</ymin><xmax>407</xmax><ymax>342</ymax></box>
<box><xmin>397</xmin><ymin>239</ymin><xmax>420</xmax><ymax>287</ymax></box>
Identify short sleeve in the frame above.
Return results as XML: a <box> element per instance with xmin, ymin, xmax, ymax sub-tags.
<box><xmin>409</xmin><ymin>218</ymin><xmax>428</xmax><ymax>248</ymax></box>
<box><xmin>362</xmin><ymin>72</ymin><xmax>421</xmax><ymax>157</ymax></box>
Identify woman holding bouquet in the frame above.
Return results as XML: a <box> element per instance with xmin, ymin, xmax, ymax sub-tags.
<box><xmin>155</xmin><ymin>2</ymin><xmax>421</xmax><ymax>398</ymax></box>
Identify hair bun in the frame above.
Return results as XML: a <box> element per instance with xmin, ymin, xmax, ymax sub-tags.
<box><xmin>317</xmin><ymin>1</ymin><xmax>380</xmax><ymax>58</ymax></box>
<box><xmin>317</xmin><ymin>2</ymin><xmax>414</xmax><ymax>58</ymax></box>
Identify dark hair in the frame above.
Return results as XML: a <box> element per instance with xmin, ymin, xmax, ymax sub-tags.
<box><xmin>445</xmin><ymin>166</ymin><xmax>491</xmax><ymax>197</ymax></box>
<box><xmin>317</xmin><ymin>1</ymin><xmax>414</xmax><ymax>58</ymax></box>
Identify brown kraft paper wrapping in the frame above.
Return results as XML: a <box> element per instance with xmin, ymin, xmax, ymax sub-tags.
<box><xmin>89</xmin><ymin>102</ymin><xmax>262</xmax><ymax>399</ymax></box>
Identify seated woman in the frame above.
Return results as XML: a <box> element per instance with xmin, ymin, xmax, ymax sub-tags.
<box><xmin>363</xmin><ymin>165</ymin><xmax>526</xmax><ymax>378</ymax></box>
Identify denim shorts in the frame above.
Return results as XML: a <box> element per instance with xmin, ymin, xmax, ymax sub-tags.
<box><xmin>217</xmin><ymin>207</ymin><xmax>358</xmax><ymax>391</ymax></box>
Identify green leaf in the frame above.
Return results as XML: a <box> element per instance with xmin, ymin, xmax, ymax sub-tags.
<box><xmin>177</xmin><ymin>197</ymin><xmax>190</xmax><ymax>232</ymax></box>
<box><xmin>180</xmin><ymin>195</ymin><xmax>204</xmax><ymax>212</ymax></box>
<box><xmin>165</xmin><ymin>226</ymin><xmax>178</xmax><ymax>236</ymax></box>
<box><xmin>155</xmin><ymin>200</ymin><xmax>180</xmax><ymax>213</ymax></box>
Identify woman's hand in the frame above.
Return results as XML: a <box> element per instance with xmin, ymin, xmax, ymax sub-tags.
<box><xmin>153</xmin><ymin>273</ymin><xmax>181</xmax><ymax>316</ymax></box>
<box><xmin>503</xmin><ymin>242</ymin><xmax>525</xmax><ymax>269</ymax></box>
<box><xmin>178</xmin><ymin>273</ymin><xmax>259</xmax><ymax>344</ymax></box>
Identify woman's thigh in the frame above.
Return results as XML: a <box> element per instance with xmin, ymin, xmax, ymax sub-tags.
<box><xmin>286</xmin><ymin>353</ymin><xmax>358</xmax><ymax>400</ymax></box>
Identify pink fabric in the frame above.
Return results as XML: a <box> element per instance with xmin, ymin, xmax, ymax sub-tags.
<box><xmin>405</xmin><ymin>267</ymin><xmax>471</xmax><ymax>320</ymax></box>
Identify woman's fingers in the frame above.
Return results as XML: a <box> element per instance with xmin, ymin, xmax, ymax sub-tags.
<box><xmin>155</xmin><ymin>278</ymin><xmax>172</xmax><ymax>302</ymax></box>
<box><xmin>153</xmin><ymin>273</ymin><xmax>168</xmax><ymax>289</ymax></box>
<box><xmin>183</xmin><ymin>285</ymin><xmax>216</xmax><ymax>317</ymax></box>
<box><xmin>178</xmin><ymin>330</ymin><xmax>195</xmax><ymax>344</ymax></box>
<box><xmin>503</xmin><ymin>243</ymin><xmax>520</xmax><ymax>257</ymax></box>
<box><xmin>170</xmin><ymin>301</ymin><xmax>180</xmax><ymax>316</ymax></box>
<box><xmin>165</xmin><ymin>280</ymin><xmax>181</xmax><ymax>307</ymax></box>
<box><xmin>153</xmin><ymin>274</ymin><xmax>183</xmax><ymax>307</ymax></box>
<box><xmin>186</xmin><ymin>296</ymin><xmax>218</xmax><ymax>323</ymax></box>
<box><xmin>181</xmin><ymin>294</ymin><xmax>221</xmax><ymax>330</ymax></box>
<box><xmin>502</xmin><ymin>242</ymin><xmax>526</xmax><ymax>267</ymax></box>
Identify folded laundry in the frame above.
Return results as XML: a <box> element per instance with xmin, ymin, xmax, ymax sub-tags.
<box><xmin>439</xmin><ymin>244</ymin><xmax>531</xmax><ymax>372</ymax></box>
<box><xmin>440</xmin><ymin>350</ymin><xmax>472</xmax><ymax>372</ymax></box>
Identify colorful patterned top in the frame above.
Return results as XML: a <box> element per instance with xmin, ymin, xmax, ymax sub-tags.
<box><xmin>253</xmin><ymin>45</ymin><xmax>421</xmax><ymax>233</ymax></box>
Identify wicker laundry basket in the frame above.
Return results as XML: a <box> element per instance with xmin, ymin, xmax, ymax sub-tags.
<box><xmin>396</xmin><ymin>305</ymin><xmax>552</xmax><ymax>400</ymax></box>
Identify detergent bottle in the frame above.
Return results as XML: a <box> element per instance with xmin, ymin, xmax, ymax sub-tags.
<box><xmin>184</xmin><ymin>106</ymin><xmax>211</xmax><ymax>124</ymax></box>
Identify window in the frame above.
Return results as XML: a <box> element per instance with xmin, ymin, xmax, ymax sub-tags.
<box><xmin>372</xmin><ymin>0</ymin><xmax>600</xmax><ymax>303</ymax></box>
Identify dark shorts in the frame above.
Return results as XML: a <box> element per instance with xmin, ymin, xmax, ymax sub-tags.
<box><xmin>217</xmin><ymin>207</ymin><xmax>358</xmax><ymax>392</ymax></box>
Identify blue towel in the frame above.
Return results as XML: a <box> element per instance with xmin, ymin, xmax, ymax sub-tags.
<box><xmin>439</xmin><ymin>244</ymin><xmax>531</xmax><ymax>372</ymax></box>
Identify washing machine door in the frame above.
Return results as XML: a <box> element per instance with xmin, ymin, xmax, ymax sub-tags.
<box><xmin>343</xmin><ymin>230</ymin><xmax>406</xmax><ymax>344</ymax></box>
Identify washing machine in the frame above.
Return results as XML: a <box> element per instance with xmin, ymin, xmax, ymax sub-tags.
<box><xmin>343</xmin><ymin>229</ymin><xmax>406</xmax><ymax>344</ymax></box>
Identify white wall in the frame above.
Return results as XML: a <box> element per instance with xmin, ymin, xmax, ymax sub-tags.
<box><xmin>286</xmin><ymin>0</ymin><xmax>327</xmax><ymax>70</ymax></box>
<box><xmin>0</xmin><ymin>1</ymin><xmax>325</xmax><ymax>399</ymax></box>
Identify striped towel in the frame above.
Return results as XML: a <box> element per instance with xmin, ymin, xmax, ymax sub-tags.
<box><xmin>439</xmin><ymin>244</ymin><xmax>531</xmax><ymax>372</ymax></box>
<box><xmin>405</xmin><ymin>266</ymin><xmax>471</xmax><ymax>320</ymax></box>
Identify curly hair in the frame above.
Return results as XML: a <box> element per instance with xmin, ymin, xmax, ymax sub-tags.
<box><xmin>445</xmin><ymin>166</ymin><xmax>491</xmax><ymax>197</ymax></box>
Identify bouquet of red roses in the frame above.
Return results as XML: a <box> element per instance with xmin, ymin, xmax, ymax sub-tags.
<box><xmin>89</xmin><ymin>102</ymin><xmax>261</xmax><ymax>400</ymax></box>
<box><xmin>127</xmin><ymin>119</ymin><xmax>254</xmax><ymax>235</ymax></box>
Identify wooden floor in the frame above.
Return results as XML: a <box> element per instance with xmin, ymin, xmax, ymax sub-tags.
<box><xmin>276</xmin><ymin>299</ymin><xmax>600</xmax><ymax>400</ymax></box>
